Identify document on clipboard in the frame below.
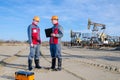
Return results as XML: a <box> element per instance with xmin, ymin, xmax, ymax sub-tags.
<box><xmin>45</xmin><ymin>28</ymin><xmax>52</xmax><ymax>37</ymax></box>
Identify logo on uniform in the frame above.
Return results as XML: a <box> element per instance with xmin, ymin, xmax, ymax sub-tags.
<box><xmin>33</xmin><ymin>29</ymin><xmax>37</xmax><ymax>33</ymax></box>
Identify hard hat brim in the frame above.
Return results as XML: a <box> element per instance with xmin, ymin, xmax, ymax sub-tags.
<box><xmin>51</xmin><ymin>19</ymin><xmax>58</xmax><ymax>20</ymax></box>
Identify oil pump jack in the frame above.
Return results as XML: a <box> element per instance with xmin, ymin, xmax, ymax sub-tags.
<box><xmin>87</xmin><ymin>19</ymin><xmax>107</xmax><ymax>45</ymax></box>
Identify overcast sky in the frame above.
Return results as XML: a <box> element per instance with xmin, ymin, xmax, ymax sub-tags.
<box><xmin>0</xmin><ymin>0</ymin><xmax>120</xmax><ymax>41</ymax></box>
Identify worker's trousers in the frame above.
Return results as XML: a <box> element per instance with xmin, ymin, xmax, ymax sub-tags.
<box><xmin>28</xmin><ymin>44</ymin><xmax>40</xmax><ymax>60</ymax></box>
<box><xmin>50</xmin><ymin>44</ymin><xmax>61</xmax><ymax>59</ymax></box>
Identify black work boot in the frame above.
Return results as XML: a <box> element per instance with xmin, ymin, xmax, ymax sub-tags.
<box><xmin>51</xmin><ymin>58</ymin><xmax>57</xmax><ymax>71</ymax></box>
<box><xmin>57</xmin><ymin>58</ymin><xmax>62</xmax><ymax>71</ymax></box>
<box><xmin>28</xmin><ymin>59</ymin><xmax>33</xmax><ymax>71</ymax></box>
<box><xmin>35</xmin><ymin>59</ymin><xmax>41</xmax><ymax>69</ymax></box>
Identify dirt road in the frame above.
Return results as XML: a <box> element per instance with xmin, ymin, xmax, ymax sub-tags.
<box><xmin>0</xmin><ymin>45</ymin><xmax>119</xmax><ymax>80</ymax></box>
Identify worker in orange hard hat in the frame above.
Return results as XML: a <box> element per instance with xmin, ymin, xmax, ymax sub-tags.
<box><xmin>51</xmin><ymin>16</ymin><xmax>58</xmax><ymax>20</ymax></box>
<box><xmin>33</xmin><ymin>16</ymin><xmax>40</xmax><ymax>22</ymax></box>
<box><xmin>49</xmin><ymin>16</ymin><xmax>64</xmax><ymax>71</ymax></box>
<box><xmin>27</xmin><ymin>16</ymin><xmax>42</xmax><ymax>71</ymax></box>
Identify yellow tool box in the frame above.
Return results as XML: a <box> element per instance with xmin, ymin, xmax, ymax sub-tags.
<box><xmin>15</xmin><ymin>71</ymin><xmax>34</xmax><ymax>80</ymax></box>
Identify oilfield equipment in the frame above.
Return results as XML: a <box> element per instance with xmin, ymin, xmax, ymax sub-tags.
<box><xmin>69</xmin><ymin>19</ymin><xmax>107</xmax><ymax>47</ymax></box>
<box><xmin>87</xmin><ymin>19</ymin><xmax>107</xmax><ymax>45</ymax></box>
<box><xmin>87</xmin><ymin>19</ymin><xmax>120</xmax><ymax>47</ymax></box>
<box><xmin>70</xmin><ymin>30</ymin><xmax>82</xmax><ymax>46</ymax></box>
<box><xmin>67</xmin><ymin>18</ymin><xmax>120</xmax><ymax>48</ymax></box>
<box><xmin>107</xmin><ymin>36</ymin><xmax>120</xmax><ymax>47</ymax></box>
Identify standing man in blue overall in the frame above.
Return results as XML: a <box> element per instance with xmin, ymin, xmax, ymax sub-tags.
<box><xmin>27</xmin><ymin>16</ymin><xmax>41</xmax><ymax>71</ymax></box>
<box><xmin>50</xmin><ymin>16</ymin><xmax>64</xmax><ymax>71</ymax></box>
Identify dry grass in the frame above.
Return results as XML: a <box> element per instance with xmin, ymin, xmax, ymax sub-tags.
<box><xmin>0</xmin><ymin>42</ymin><xmax>28</xmax><ymax>46</ymax></box>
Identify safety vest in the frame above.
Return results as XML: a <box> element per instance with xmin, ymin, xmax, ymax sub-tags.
<box><xmin>50</xmin><ymin>27</ymin><xmax>58</xmax><ymax>44</ymax></box>
<box><xmin>32</xmin><ymin>27</ymin><xmax>40</xmax><ymax>44</ymax></box>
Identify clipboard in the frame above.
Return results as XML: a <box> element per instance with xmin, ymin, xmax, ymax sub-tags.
<box><xmin>45</xmin><ymin>28</ymin><xmax>52</xmax><ymax>37</ymax></box>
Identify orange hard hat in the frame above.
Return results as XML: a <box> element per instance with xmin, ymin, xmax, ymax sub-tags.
<box><xmin>33</xmin><ymin>16</ymin><xmax>40</xmax><ymax>22</ymax></box>
<box><xmin>51</xmin><ymin>16</ymin><xmax>58</xmax><ymax>20</ymax></box>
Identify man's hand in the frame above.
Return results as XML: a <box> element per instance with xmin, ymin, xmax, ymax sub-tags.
<box><xmin>51</xmin><ymin>33</ymin><xmax>56</xmax><ymax>37</ymax></box>
<box><xmin>30</xmin><ymin>43</ymin><xmax>34</xmax><ymax>47</ymax></box>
